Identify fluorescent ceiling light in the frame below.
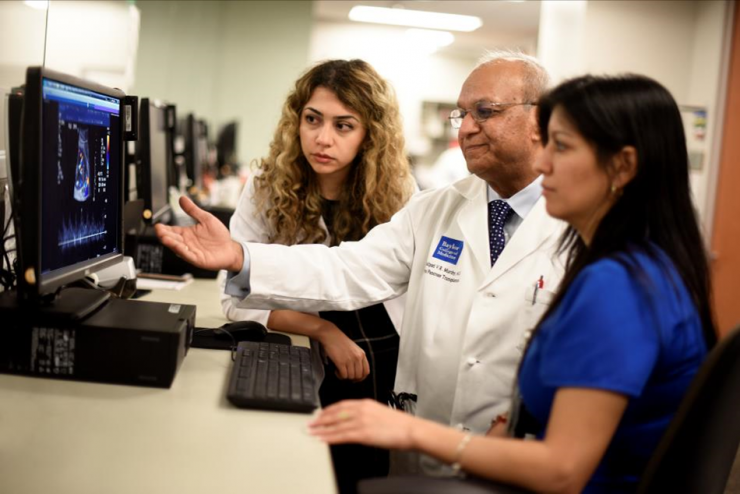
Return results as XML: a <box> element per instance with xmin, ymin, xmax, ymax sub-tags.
<box><xmin>349</xmin><ymin>5</ymin><xmax>482</xmax><ymax>32</ymax></box>
<box><xmin>24</xmin><ymin>0</ymin><xmax>49</xmax><ymax>9</ymax></box>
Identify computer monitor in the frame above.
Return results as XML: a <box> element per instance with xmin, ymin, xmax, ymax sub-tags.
<box><xmin>197</xmin><ymin>118</ymin><xmax>209</xmax><ymax>178</ymax></box>
<box><xmin>14</xmin><ymin>67</ymin><xmax>124</xmax><ymax>307</ymax></box>
<box><xmin>135</xmin><ymin>98</ymin><xmax>174</xmax><ymax>224</ymax></box>
<box><xmin>180</xmin><ymin>113</ymin><xmax>206</xmax><ymax>192</ymax></box>
<box><xmin>216</xmin><ymin>121</ymin><xmax>237</xmax><ymax>170</ymax></box>
<box><xmin>6</xmin><ymin>88</ymin><xmax>24</xmax><ymax>194</ymax></box>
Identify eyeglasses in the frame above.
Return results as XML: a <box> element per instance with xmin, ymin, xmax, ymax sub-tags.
<box><xmin>448</xmin><ymin>101</ymin><xmax>537</xmax><ymax>129</ymax></box>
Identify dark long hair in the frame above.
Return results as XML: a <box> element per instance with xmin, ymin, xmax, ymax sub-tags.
<box><xmin>535</xmin><ymin>74</ymin><xmax>716</xmax><ymax>348</ymax></box>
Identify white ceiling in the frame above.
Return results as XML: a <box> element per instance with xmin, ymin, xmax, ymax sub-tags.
<box><xmin>313</xmin><ymin>0</ymin><xmax>542</xmax><ymax>57</ymax></box>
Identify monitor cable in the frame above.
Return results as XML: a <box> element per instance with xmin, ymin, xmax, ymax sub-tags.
<box><xmin>193</xmin><ymin>327</ymin><xmax>238</xmax><ymax>361</ymax></box>
<box><xmin>1</xmin><ymin>198</ymin><xmax>16</xmax><ymax>291</ymax></box>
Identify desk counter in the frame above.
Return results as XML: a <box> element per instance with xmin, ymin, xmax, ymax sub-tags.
<box><xmin>0</xmin><ymin>279</ymin><xmax>336</xmax><ymax>494</ymax></box>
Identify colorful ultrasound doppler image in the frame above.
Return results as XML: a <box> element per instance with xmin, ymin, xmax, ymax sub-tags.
<box><xmin>39</xmin><ymin>78</ymin><xmax>121</xmax><ymax>276</ymax></box>
<box><xmin>74</xmin><ymin>128</ymin><xmax>91</xmax><ymax>202</ymax></box>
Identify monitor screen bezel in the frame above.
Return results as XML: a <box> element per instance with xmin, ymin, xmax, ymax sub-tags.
<box><xmin>17</xmin><ymin>66</ymin><xmax>125</xmax><ymax>299</ymax></box>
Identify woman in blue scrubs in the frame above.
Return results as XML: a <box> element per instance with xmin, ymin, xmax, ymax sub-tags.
<box><xmin>308</xmin><ymin>74</ymin><xmax>717</xmax><ymax>493</ymax></box>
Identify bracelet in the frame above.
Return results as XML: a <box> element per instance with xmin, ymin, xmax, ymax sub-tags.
<box><xmin>450</xmin><ymin>432</ymin><xmax>473</xmax><ymax>475</ymax></box>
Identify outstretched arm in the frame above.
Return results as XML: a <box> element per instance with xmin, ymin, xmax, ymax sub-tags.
<box><xmin>309</xmin><ymin>388</ymin><xmax>627</xmax><ymax>494</ymax></box>
<box><xmin>154</xmin><ymin>196</ymin><xmax>244</xmax><ymax>273</ymax></box>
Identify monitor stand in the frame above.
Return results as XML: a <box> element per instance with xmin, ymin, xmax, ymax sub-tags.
<box><xmin>36</xmin><ymin>287</ymin><xmax>111</xmax><ymax>321</ymax></box>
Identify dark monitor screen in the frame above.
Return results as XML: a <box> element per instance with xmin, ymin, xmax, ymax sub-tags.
<box><xmin>197</xmin><ymin>120</ymin><xmax>208</xmax><ymax>178</ymax></box>
<box><xmin>216</xmin><ymin>121</ymin><xmax>237</xmax><ymax>167</ymax></box>
<box><xmin>136</xmin><ymin>99</ymin><xmax>172</xmax><ymax>224</ymax></box>
<box><xmin>148</xmin><ymin>102</ymin><xmax>169</xmax><ymax>221</ymax></box>
<box><xmin>180</xmin><ymin>114</ymin><xmax>204</xmax><ymax>191</ymax></box>
<box><xmin>16</xmin><ymin>67</ymin><xmax>124</xmax><ymax>299</ymax></box>
<box><xmin>40</xmin><ymin>78</ymin><xmax>122</xmax><ymax>276</ymax></box>
<box><xmin>150</xmin><ymin>106</ymin><xmax>168</xmax><ymax>217</ymax></box>
<box><xmin>7</xmin><ymin>90</ymin><xmax>24</xmax><ymax>203</ymax></box>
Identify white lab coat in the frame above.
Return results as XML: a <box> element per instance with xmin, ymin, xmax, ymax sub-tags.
<box><xmin>220</xmin><ymin>174</ymin><xmax>405</xmax><ymax>332</ymax></box>
<box><xmin>239</xmin><ymin>174</ymin><xmax>566</xmax><ymax>472</ymax></box>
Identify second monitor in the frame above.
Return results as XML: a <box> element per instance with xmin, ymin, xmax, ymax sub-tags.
<box><xmin>135</xmin><ymin>99</ymin><xmax>175</xmax><ymax>225</ymax></box>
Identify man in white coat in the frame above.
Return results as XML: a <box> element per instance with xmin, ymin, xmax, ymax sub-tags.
<box><xmin>156</xmin><ymin>51</ymin><xmax>566</xmax><ymax>475</ymax></box>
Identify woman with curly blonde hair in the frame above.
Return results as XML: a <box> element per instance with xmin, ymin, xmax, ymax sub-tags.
<box><xmin>222</xmin><ymin>59</ymin><xmax>414</xmax><ymax>493</ymax></box>
<box><xmin>253</xmin><ymin>59</ymin><xmax>413</xmax><ymax>247</ymax></box>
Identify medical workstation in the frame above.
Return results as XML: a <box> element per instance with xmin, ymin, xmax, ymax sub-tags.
<box><xmin>1</xmin><ymin>1</ymin><xmax>740</xmax><ymax>494</ymax></box>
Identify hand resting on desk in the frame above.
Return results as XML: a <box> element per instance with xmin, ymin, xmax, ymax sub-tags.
<box><xmin>154</xmin><ymin>196</ymin><xmax>244</xmax><ymax>273</ymax></box>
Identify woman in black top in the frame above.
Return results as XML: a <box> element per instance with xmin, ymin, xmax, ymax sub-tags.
<box><xmin>219</xmin><ymin>59</ymin><xmax>414</xmax><ymax>494</ymax></box>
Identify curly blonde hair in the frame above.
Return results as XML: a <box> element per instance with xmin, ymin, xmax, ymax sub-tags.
<box><xmin>254</xmin><ymin>59</ymin><xmax>412</xmax><ymax>246</ymax></box>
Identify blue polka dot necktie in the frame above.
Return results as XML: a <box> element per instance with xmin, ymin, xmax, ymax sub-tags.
<box><xmin>488</xmin><ymin>200</ymin><xmax>513</xmax><ymax>267</ymax></box>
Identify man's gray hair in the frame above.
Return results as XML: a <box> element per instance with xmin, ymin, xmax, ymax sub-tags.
<box><xmin>476</xmin><ymin>49</ymin><xmax>550</xmax><ymax>103</ymax></box>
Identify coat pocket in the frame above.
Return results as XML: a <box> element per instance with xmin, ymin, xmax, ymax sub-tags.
<box><xmin>518</xmin><ymin>286</ymin><xmax>556</xmax><ymax>351</ymax></box>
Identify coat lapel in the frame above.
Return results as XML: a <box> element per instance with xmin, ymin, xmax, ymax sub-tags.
<box><xmin>454</xmin><ymin>178</ymin><xmax>489</xmax><ymax>276</ymax></box>
<box><xmin>482</xmin><ymin>197</ymin><xmax>563</xmax><ymax>288</ymax></box>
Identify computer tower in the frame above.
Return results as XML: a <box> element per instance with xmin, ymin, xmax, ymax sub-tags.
<box><xmin>125</xmin><ymin>226</ymin><xmax>219</xmax><ymax>279</ymax></box>
<box><xmin>0</xmin><ymin>293</ymin><xmax>196</xmax><ymax>388</ymax></box>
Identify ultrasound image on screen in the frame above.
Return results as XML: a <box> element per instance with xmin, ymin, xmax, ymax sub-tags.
<box><xmin>73</xmin><ymin>128</ymin><xmax>91</xmax><ymax>202</ymax></box>
<box><xmin>40</xmin><ymin>79</ymin><xmax>121</xmax><ymax>275</ymax></box>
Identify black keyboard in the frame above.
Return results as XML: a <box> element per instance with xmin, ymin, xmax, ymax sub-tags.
<box><xmin>226</xmin><ymin>341</ymin><xmax>318</xmax><ymax>413</ymax></box>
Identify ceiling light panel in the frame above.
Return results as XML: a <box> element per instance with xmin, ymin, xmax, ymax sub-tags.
<box><xmin>348</xmin><ymin>5</ymin><xmax>482</xmax><ymax>32</ymax></box>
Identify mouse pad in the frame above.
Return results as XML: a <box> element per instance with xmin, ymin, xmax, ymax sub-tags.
<box><xmin>191</xmin><ymin>328</ymin><xmax>292</xmax><ymax>350</ymax></box>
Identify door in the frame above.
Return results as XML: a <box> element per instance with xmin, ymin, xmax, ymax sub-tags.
<box><xmin>711</xmin><ymin>2</ymin><xmax>740</xmax><ymax>337</ymax></box>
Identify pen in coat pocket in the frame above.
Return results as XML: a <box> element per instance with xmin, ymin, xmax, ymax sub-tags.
<box><xmin>532</xmin><ymin>275</ymin><xmax>544</xmax><ymax>305</ymax></box>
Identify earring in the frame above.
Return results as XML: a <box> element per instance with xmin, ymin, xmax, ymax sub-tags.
<box><xmin>610</xmin><ymin>184</ymin><xmax>617</xmax><ymax>194</ymax></box>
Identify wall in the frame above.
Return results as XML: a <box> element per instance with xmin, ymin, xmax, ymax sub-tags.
<box><xmin>686</xmin><ymin>0</ymin><xmax>731</xmax><ymax>236</ymax></box>
<box><xmin>0</xmin><ymin>0</ymin><xmax>46</xmax><ymax>248</ymax></box>
<box><xmin>44</xmin><ymin>1</ymin><xmax>140</xmax><ymax>92</ymax></box>
<box><xmin>132</xmin><ymin>1</ymin><xmax>221</xmax><ymax>119</ymax></box>
<box><xmin>537</xmin><ymin>1</ymin><xmax>587</xmax><ymax>84</ymax></box>
<box><xmin>0</xmin><ymin>1</ymin><xmax>141</xmax><ymax>92</ymax></box>
<box><xmin>0</xmin><ymin>1</ymin><xmax>47</xmax><ymax>90</ymax></box>
<box><xmin>711</xmin><ymin>1</ymin><xmax>740</xmax><ymax>335</ymax></box>
<box><xmin>581</xmin><ymin>1</ymin><xmax>697</xmax><ymax>101</ymax></box>
<box><xmin>132</xmin><ymin>0</ymin><xmax>313</xmax><ymax>167</ymax></box>
<box><xmin>0</xmin><ymin>0</ymin><xmax>138</xmax><ymax>184</ymax></box>
<box><xmin>538</xmin><ymin>0</ymin><xmax>730</xmax><ymax>233</ymax></box>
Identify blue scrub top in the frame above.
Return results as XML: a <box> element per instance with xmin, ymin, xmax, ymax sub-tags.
<box><xmin>518</xmin><ymin>247</ymin><xmax>707</xmax><ymax>493</ymax></box>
